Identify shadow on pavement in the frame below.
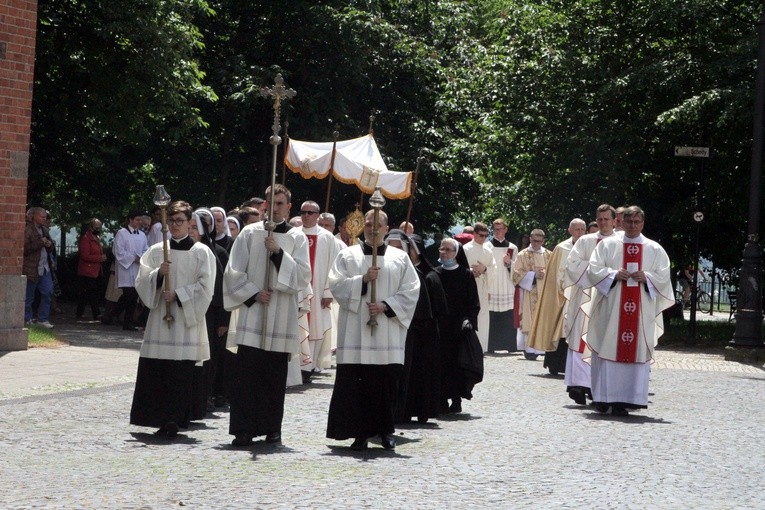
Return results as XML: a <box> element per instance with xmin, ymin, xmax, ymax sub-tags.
<box><xmin>436</xmin><ymin>413</ymin><xmax>481</xmax><ymax>422</ymax></box>
<box><xmin>324</xmin><ymin>444</ymin><xmax>413</xmax><ymax>460</ymax></box>
<box><xmin>584</xmin><ymin>412</ymin><xmax>672</xmax><ymax>424</ymax></box>
<box><xmin>127</xmin><ymin>432</ymin><xmax>201</xmax><ymax>445</ymax></box>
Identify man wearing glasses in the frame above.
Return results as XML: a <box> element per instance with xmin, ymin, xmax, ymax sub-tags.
<box><xmin>224</xmin><ymin>184</ymin><xmax>311</xmax><ymax>446</ymax></box>
<box><xmin>585</xmin><ymin>206</ymin><xmax>673</xmax><ymax>416</ymax></box>
<box><xmin>512</xmin><ymin>229</ymin><xmax>551</xmax><ymax>360</ymax></box>
<box><xmin>297</xmin><ymin>201</ymin><xmax>341</xmax><ymax>384</ymax></box>
<box><xmin>462</xmin><ymin>222</ymin><xmax>496</xmax><ymax>352</ymax></box>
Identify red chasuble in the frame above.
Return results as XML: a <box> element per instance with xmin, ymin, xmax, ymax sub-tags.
<box><xmin>616</xmin><ymin>242</ymin><xmax>642</xmax><ymax>363</ymax></box>
<box><xmin>306</xmin><ymin>234</ymin><xmax>317</xmax><ymax>323</ymax></box>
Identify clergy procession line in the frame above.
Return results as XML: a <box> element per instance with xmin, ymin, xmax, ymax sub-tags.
<box><xmin>46</xmin><ymin>186</ymin><xmax>672</xmax><ymax>451</ymax></box>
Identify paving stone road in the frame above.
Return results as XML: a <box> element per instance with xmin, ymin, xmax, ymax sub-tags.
<box><xmin>1</xmin><ymin>309</ymin><xmax>764</xmax><ymax>509</ymax></box>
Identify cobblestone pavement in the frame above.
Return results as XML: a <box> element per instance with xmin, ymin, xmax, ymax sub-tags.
<box><xmin>2</xmin><ymin>311</ymin><xmax>765</xmax><ymax>509</ymax></box>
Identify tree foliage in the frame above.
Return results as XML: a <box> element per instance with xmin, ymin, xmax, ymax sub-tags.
<box><xmin>28</xmin><ymin>0</ymin><xmax>761</xmax><ymax>271</ymax></box>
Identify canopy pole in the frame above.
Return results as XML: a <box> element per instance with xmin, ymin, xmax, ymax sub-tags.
<box><xmin>324</xmin><ymin>127</ymin><xmax>339</xmax><ymax>213</ymax></box>
<box><xmin>405</xmin><ymin>150</ymin><xmax>426</xmax><ymax>227</ymax></box>
<box><xmin>281</xmin><ymin>120</ymin><xmax>290</xmax><ymax>186</ymax></box>
<box><xmin>368</xmin><ymin>109</ymin><xmax>376</xmax><ymax>136</ymax></box>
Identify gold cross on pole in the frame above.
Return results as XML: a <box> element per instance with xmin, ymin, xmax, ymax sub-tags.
<box><xmin>259</xmin><ymin>74</ymin><xmax>296</xmax><ymax>343</ymax></box>
<box><xmin>261</xmin><ymin>74</ymin><xmax>297</xmax><ymax>143</ymax></box>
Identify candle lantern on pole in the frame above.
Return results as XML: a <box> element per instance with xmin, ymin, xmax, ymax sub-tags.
<box><xmin>153</xmin><ymin>185</ymin><xmax>174</xmax><ymax>325</ymax></box>
<box><xmin>366</xmin><ymin>186</ymin><xmax>386</xmax><ymax>334</ymax></box>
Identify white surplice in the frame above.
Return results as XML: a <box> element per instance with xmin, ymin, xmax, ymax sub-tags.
<box><xmin>135</xmin><ymin>241</ymin><xmax>215</xmax><ymax>361</ymax></box>
<box><xmin>114</xmin><ymin>227</ymin><xmax>149</xmax><ymax>288</ymax></box>
<box><xmin>329</xmin><ymin>244</ymin><xmax>420</xmax><ymax>365</ymax></box>
<box><xmin>463</xmin><ymin>240</ymin><xmax>496</xmax><ymax>352</ymax></box>
<box><xmin>223</xmin><ymin>221</ymin><xmax>311</xmax><ymax>356</ymax></box>
<box><xmin>563</xmin><ymin>231</ymin><xmax>617</xmax><ymax>387</ymax></box>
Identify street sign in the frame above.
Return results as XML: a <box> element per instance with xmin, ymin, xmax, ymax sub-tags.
<box><xmin>675</xmin><ymin>146</ymin><xmax>710</xmax><ymax>158</ymax></box>
<box><xmin>694</xmin><ymin>211</ymin><xmax>704</xmax><ymax>222</ymax></box>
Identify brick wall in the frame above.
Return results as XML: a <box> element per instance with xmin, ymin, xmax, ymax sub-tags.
<box><xmin>0</xmin><ymin>0</ymin><xmax>38</xmax><ymax>350</ymax></box>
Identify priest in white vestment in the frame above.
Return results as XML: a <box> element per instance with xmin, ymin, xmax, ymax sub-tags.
<box><xmin>511</xmin><ymin>229</ymin><xmax>551</xmax><ymax>359</ymax></box>
<box><xmin>528</xmin><ymin>219</ymin><xmax>586</xmax><ymax>374</ymax></box>
<box><xmin>563</xmin><ymin>204</ymin><xmax>618</xmax><ymax>404</ymax></box>
<box><xmin>316</xmin><ymin>213</ymin><xmax>348</xmax><ymax>370</ymax></box>
<box><xmin>585</xmin><ymin>206</ymin><xmax>673</xmax><ymax>415</ymax></box>
<box><xmin>326</xmin><ymin>210</ymin><xmax>420</xmax><ymax>451</ymax></box>
<box><xmin>130</xmin><ymin>201</ymin><xmax>215</xmax><ymax>438</ymax></box>
<box><xmin>299</xmin><ymin>201</ymin><xmax>342</xmax><ymax>381</ymax></box>
<box><xmin>463</xmin><ymin>222</ymin><xmax>497</xmax><ymax>353</ymax></box>
<box><xmin>223</xmin><ymin>184</ymin><xmax>312</xmax><ymax>445</ymax></box>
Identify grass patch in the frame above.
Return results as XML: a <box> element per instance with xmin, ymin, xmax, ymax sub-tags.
<box><xmin>27</xmin><ymin>324</ymin><xmax>68</xmax><ymax>348</ymax></box>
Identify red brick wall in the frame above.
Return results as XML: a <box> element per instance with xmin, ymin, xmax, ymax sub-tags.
<box><xmin>0</xmin><ymin>0</ymin><xmax>38</xmax><ymax>276</ymax></box>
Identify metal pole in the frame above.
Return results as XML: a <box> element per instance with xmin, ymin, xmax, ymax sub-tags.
<box><xmin>324</xmin><ymin>128</ymin><xmax>339</xmax><ymax>213</ymax></box>
<box><xmin>405</xmin><ymin>152</ymin><xmax>424</xmax><ymax>227</ymax></box>
<box><xmin>731</xmin><ymin>3</ymin><xmax>765</xmax><ymax>348</ymax></box>
<box><xmin>260</xmin><ymin>74</ymin><xmax>296</xmax><ymax>342</ymax></box>
<box><xmin>281</xmin><ymin>120</ymin><xmax>289</xmax><ymax>186</ymax></box>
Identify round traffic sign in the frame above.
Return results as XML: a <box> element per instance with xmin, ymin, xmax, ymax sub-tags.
<box><xmin>693</xmin><ymin>211</ymin><xmax>704</xmax><ymax>222</ymax></box>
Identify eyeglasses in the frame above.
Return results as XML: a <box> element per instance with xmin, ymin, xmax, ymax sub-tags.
<box><xmin>300</xmin><ymin>210</ymin><xmax>319</xmax><ymax>216</ymax></box>
<box><xmin>168</xmin><ymin>218</ymin><xmax>187</xmax><ymax>226</ymax></box>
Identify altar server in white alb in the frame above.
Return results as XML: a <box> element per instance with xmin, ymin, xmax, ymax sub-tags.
<box><xmin>326</xmin><ymin>209</ymin><xmax>420</xmax><ymax>451</ymax></box>
<box><xmin>130</xmin><ymin>201</ymin><xmax>216</xmax><ymax>438</ymax></box>
<box><xmin>585</xmin><ymin>206</ymin><xmax>673</xmax><ymax>416</ymax></box>
<box><xmin>462</xmin><ymin>222</ymin><xmax>496</xmax><ymax>353</ymax></box>
<box><xmin>563</xmin><ymin>204</ymin><xmax>618</xmax><ymax>405</ymax></box>
<box><xmin>224</xmin><ymin>184</ymin><xmax>311</xmax><ymax>446</ymax></box>
<box><xmin>487</xmin><ymin>218</ymin><xmax>518</xmax><ymax>353</ymax></box>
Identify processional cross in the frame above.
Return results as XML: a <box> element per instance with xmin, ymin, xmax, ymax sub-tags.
<box><xmin>259</xmin><ymin>74</ymin><xmax>296</xmax><ymax>341</ymax></box>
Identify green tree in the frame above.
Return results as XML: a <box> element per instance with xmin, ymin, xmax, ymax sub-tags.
<box><xmin>30</xmin><ymin>0</ymin><xmax>215</xmax><ymax>228</ymax></box>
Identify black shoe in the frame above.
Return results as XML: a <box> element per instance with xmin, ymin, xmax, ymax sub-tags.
<box><xmin>232</xmin><ymin>433</ymin><xmax>253</xmax><ymax>446</ymax></box>
<box><xmin>265</xmin><ymin>432</ymin><xmax>281</xmax><ymax>444</ymax></box>
<box><xmin>611</xmin><ymin>406</ymin><xmax>629</xmax><ymax>416</ymax></box>
<box><xmin>214</xmin><ymin>395</ymin><xmax>227</xmax><ymax>408</ymax></box>
<box><xmin>417</xmin><ymin>416</ymin><xmax>429</xmax><ymax>424</ymax></box>
<box><xmin>155</xmin><ymin>422</ymin><xmax>179</xmax><ymax>438</ymax></box>
<box><xmin>524</xmin><ymin>352</ymin><xmax>539</xmax><ymax>361</ymax></box>
<box><xmin>380</xmin><ymin>434</ymin><xmax>396</xmax><ymax>450</ymax></box>
<box><xmin>449</xmin><ymin>400</ymin><xmax>462</xmax><ymax>413</ymax></box>
<box><xmin>206</xmin><ymin>398</ymin><xmax>216</xmax><ymax>413</ymax></box>
<box><xmin>568</xmin><ymin>387</ymin><xmax>587</xmax><ymax>406</ymax></box>
<box><xmin>594</xmin><ymin>403</ymin><xmax>609</xmax><ymax>414</ymax></box>
<box><xmin>350</xmin><ymin>438</ymin><xmax>368</xmax><ymax>451</ymax></box>
<box><xmin>301</xmin><ymin>370</ymin><xmax>312</xmax><ymax>385</ymax></box>
<box><xmin>439</xmin><ymin>401</ymin><xmax>451</xmax><ymax>415</ymax></box>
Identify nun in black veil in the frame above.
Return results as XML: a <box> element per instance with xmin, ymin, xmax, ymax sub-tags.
<box><xmin>432</xmin><ymin>237</ymin><xmax>480</xmax><ymax>414</ymax></box>
<box><xmin>387</xmin><ymin>231</ymin><xmax>448</xmax><ymax>424</ymax></box>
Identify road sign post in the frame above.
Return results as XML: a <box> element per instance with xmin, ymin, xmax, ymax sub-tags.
<box><xmin>675</xmin><ymin>147</ymin><xmax>710</xmax><ymax>343</ymax></box>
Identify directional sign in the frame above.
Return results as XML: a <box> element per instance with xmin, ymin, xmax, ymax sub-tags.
<box><xmin>675</xmin><ymin>146</ymin><xmax>710</xmax><ymax>158</ymax></box>
<box><xmin>694</xmin><ymin>211</ymin><xmax>704</xmax><ymax>222</ymax></box>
